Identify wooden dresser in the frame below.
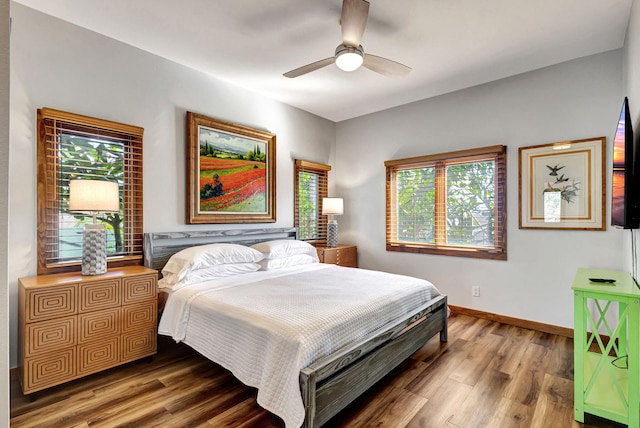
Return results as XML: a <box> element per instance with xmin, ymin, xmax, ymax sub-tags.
<box><xmin>18</xmin><ymin>266</ymin><xmax>158</xmax><ymax>395</ymax></box>
<box><xmin>316</xmin><ymin>244</ymin><xmax>357</xmax><ymax>268</ymax></box>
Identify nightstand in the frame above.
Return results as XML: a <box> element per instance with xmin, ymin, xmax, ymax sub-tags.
<box><xmin>316</xmin><ymin>244</ymin><xmax>357</xmax><ymax>268</ymax></box>
<box><xmin>18</xmin><ymin>265</ymin><xmax>158</xmax><ymax>395</ymax></box>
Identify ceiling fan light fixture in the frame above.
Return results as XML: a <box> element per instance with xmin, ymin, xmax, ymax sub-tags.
<box><xmin>335</xmin><ymin>45</ymin><xmax>364</xmax><ymax>72</ymax></box>
<box><xmin>283</xmin><ymin>1</ymin><xmax>410</xmax><ymax>79</ymax></box>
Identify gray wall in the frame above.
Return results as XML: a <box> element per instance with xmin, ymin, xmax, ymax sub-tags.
<box><xmin>336</xmin><ymin>50</ymin><xmax>625</xmax><ymax>329</ymax></box>
<box><xmin>625</xmin><ymin>0</ymin><xmax>640</xmax><ymax>124</ymax></box>
<box><xmin>1</xmin><ymin>0</ymin><xmax>9</xmax><ymax>422</ymax></box>
<box><xmin>8</xmin><ymin>3</ymin><xmax>336</xmax><ymax>368</ymax></box>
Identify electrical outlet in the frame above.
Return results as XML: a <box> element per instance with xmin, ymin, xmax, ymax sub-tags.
<box><xmin>472</xmin><ymin>286</ymin><xmax>480</xmax><ymax>297</ymax></box>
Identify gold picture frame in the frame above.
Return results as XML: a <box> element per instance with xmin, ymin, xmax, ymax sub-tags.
<box><xmin>518</xmin><ymin>137</ymin><xmax>605</xmax><ymax>230</ymax></box>
<box><xmin>186</xmin><ymin>112</ymin><xmax>276</xmax><ymax>224</ymax></box>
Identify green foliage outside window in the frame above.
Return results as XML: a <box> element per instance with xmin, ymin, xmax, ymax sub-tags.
<box><xmin>396</xmin><ymin>161</ymin><xmax>495</xmax><ymax>248</ymax></box>
<box><xmin>298</xmin><ymin>171</ymin><xmax>319</xmax><ymax>240</ymax></box>
<box><xmin>397</xmin><ymin>167</ymin><xmax>436</xmax><ymax>243</ymax></box>
<box><xmin>446</xmin><ymin>161</ymin><xmax>494</xmax><ymax>247</ymax></box>
<box><xmin>58</xmin><ymin>134</ymin><xmax>124</xmax><ymax>259</ymax></box>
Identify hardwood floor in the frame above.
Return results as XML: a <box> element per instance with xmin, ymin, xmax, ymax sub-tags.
<box><xmin>10</xmin><ymin>313</ymin><xmax>625</xmax><ymax>428</ymax></box>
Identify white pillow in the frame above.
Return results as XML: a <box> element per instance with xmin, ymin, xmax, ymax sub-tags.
<box><xmin>259</xmin><ymin>254</ymin><xmax>319</xmax><ymax>271</ymax></box>
<box><xmin>162</xmin><ymin>243</ymin><xmax>264</xmax><ymax>281</ymax></box>
<box><xmin>251</xmin><ymin>239</ymin><xmax>319</xmax><ymax>260</ymax></box>
<box><xmin>159</xmin><ymin>262</ymin><xmax>261</xmax><ymax>291</ymax></box>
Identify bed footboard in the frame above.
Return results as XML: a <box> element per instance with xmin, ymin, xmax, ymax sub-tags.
<box><xmin>300</xmin><ymin>294</ymin><xmax>447</xmax><ymax>428</ymax></box>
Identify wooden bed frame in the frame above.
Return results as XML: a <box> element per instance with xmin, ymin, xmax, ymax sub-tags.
<box><xmin>144</xmin><ymin>228</ymin><xmax>448</xmax><ymax>428</ymax></box>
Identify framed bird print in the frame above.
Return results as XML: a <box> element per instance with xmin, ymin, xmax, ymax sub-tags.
<box><xmin>518</xmin><ymin>137</ymin><xmax>605</xmax><ymax>230</ymax></box>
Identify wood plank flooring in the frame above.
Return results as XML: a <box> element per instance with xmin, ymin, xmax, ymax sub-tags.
<box><xmin>10</xmin><ymin>313</ymin><xmax>626</xmax><ymax>427</ymax></box>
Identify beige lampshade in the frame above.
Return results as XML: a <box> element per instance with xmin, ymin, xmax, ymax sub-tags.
<box><xmin>322</xmin><ymin>197</ymin><xmax>344</xmax><ymax>215</ymax></box>
<box><xmin>69</xmin><ymin>180</ymin><xmax>120</xmax><ymax>212</ymax></box>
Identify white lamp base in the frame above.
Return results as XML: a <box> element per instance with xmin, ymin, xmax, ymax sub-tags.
<box><xmin>82</xmin><ymin>224</ymin><xmax>107</xmax><ymax>275</ymax></box>
<box><xmin>327</xmin><ymin>220</ymin><xmax>338</xmax><ymax>248</ymax></box>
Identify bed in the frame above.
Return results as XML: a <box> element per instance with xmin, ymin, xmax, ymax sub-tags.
<box><xmin>144</xmin><ymin>228</ymin><xmax>448</xmax><ymax>428</ymax></box>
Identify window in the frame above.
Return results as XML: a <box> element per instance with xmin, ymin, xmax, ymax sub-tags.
<box><xmin>37</xmin><ymin>108</ymin><xmax>144</xmax><ymax>274</ymax></box>
<box><xmin>294</xmin><ymin>160</ymin><xmax>331</xmax><ymax>243</ymax></box>
<box><xmin>385</xmin><ymin>145</ymin><xmax>506</xmax><ymax>260</ymax></box>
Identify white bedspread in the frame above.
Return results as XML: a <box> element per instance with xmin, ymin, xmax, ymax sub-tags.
<box><xmin>158</xmin><ymin>263</ymin><xmax>441</xmax><ymax>428</ymax></box>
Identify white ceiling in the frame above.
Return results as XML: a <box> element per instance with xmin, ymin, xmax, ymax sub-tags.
<box><xmin>13</xmin><ymin>0</ymin><xmax>633</xmax><ymax>122</ymax></box>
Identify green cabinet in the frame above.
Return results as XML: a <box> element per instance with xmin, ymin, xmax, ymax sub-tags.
<box><xmin>572</xmin><ymin>268</ymin><xmax>640</xmax><ymax>427</ymax></box>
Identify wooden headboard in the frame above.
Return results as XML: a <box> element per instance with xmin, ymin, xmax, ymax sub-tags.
<box><xmin>143</xmin><ymin>227</ymin><xmax>298</xmax><ymax>272</ymax></box>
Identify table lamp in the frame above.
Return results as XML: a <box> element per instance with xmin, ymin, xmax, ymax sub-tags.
<box><xmin>322</xmin><ymin>197</ymin><xmax>343</xmax><ymax>248</ymax></box>
<box><xmin>69</xmin><ymin>179</ymin><xmax>120</xmax><ymax>275</ymax></box>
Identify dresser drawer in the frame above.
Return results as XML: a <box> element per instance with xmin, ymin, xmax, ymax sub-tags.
<box><xmin>317</xmin><ymin>245</ymin><xmax>358</xmax><ymax>268</ymax></box>
<box><xmin>122</xmin><ymin>275</ymin><xmax>156</xmax><ymax>304</ymax></box>
<box><xmin>121</xmin><ymin>327</ymin><xmax>156</xmax><ymax>362</ymax></box>
<box><xmin>24</xmin><ymin>316</ymin><xmax>76</xmax><ymax>357</ymax></box>
<box><xmin>26</xmin><ymin>285</ymin><xmax>77</xmax><ymax>322</ymax></box>
<box><xmin>77</xmin><ymin>335</ymin><xmax>120</xmax><ymax>376</ymax></box>
<box><xmin>78</xmin><ymin>307</ymin><xmax>120</xmax><ymax>343</ymax></box>
<box><xmin>24</xmin><ymin>348</ymin><xmax>76</xmax><ymax>393</ymax></box>
<box><xmin>335</xmin><ymin>248</ymin><xmax>357</xmax><ymax>267</ymax></box>
<box><xmin>122</xmin><ymin>300</ymin><xmax>157</xmax><ymax>332</ymax></box>
<box><xmin>79</xmin><ymin>279</ymin><xmax>121</xmax><ymax>312</ymax></box>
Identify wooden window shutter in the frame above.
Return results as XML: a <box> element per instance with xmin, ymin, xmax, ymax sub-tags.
<box><xmin>294</xmin><ymin>160</ymin><xmax>331</xmax><ymax>244</ymax></box>
<box><xmin>37</xmin><ymin>108</ymin><xmax>144</xmax><ymax>274</ymax></box>
<box><xmin>385</xmin><ymin>145</ymin><xmax>507</xmax><ymax>260</ymax></box>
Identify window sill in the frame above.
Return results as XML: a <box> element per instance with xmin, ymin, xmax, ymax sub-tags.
<box><xmin>386</xmin><ymin>243</ymin><xmax>507</xmax><ymax>260</ymax></box>
<box><xmin>40</xmin><ymin>255</ymin><xmax>143</xmax><ymax>275</ymax></box>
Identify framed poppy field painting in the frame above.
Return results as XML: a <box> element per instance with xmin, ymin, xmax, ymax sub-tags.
<box><xmin>518</xmin><ymin>137</ymin><xmax>605</xmax><ymax>230</ymax></box>
<box><xmin>186</xmin><ymin>112</ymin><xmax>276</xmax><ymax>224</ymax></box>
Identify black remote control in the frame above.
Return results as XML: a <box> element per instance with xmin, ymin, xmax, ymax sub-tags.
<box><xmin>589</xmin><ymin>278</ymin><xmax>616</xmax><ymax>283</ymax></box>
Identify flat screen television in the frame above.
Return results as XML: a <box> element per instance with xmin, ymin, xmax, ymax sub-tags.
<box><xmin>612</xmin><ymin>97</ymin><xmax>638</xmax><ymax>229</ymax></box>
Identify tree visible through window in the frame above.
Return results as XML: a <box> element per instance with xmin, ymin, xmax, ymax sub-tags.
<box><xmin>446</xmin><ymin>160</ymin><xmax>495</xmax><ymax>246</ymax></box>
<box><xmin>294</xmin><ymin>160</ymin><xmax>331</xmax><ymax>243</ymax></box>
<box><xmin>298</xmin><ymin>171</ymin><xmax>320</xmax><ymax>239</ymax></box>
<box><xmin>58</xmin><ymin>133</ymin><xmax>125</xmax><ymax>258</ymax></box>
<box><xmin>386</xmin><ymin>145</ymin><xmax>506</xmax><ymax>260</ymax></box>
<box><xmin>37</xmin><ymin>108</ymin><xmax>144</xmax><ymax>274</ymax></box>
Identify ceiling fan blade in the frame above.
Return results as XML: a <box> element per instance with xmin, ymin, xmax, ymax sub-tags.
<box><xmin>362</xmin><ymin>54</ymin><xmax>411</xmax><ymax>77</ymax></box>
<box><xmin>283</xmin><ymin>57</ymin><xmax>335</xmax><ymax>78</ymax></box>
<box><xmin>341</xmin><ymin>0</ymin><xmax>369</xmax><ymax>47</ymax></box>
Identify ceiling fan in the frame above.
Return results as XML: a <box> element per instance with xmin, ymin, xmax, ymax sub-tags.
<box><xmin>283</xmin><ymin>0</ymin><xmax>411</xmax><ymax>78</ymax></box>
